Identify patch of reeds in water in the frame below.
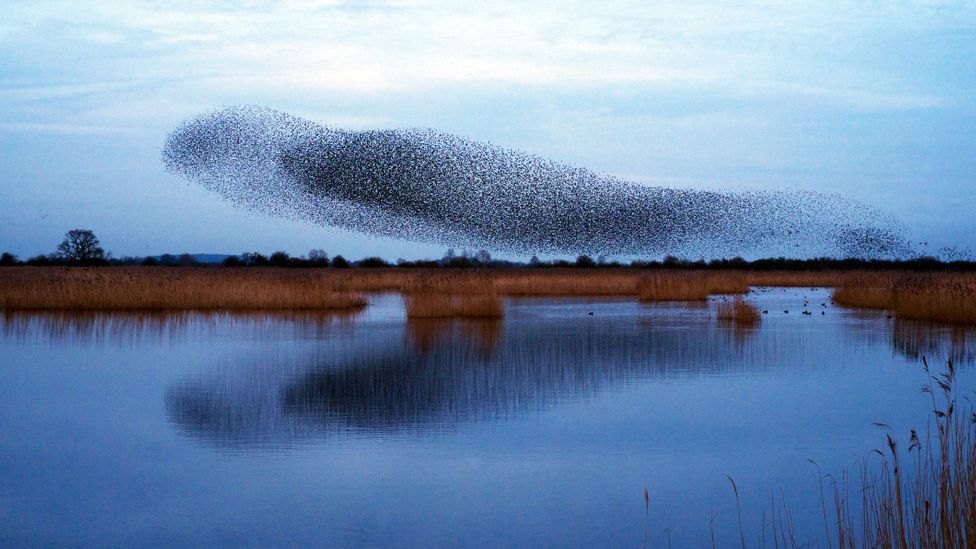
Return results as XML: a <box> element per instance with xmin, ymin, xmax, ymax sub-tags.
<box><xmin>402</xmin><ymin>272</ymin><xmax>503</xmax><ymax>318</ymax></box>
<box><xmin>715</xmin><ymin>297</ymin><xmax>762</xmax><ymax>323</ymax></box>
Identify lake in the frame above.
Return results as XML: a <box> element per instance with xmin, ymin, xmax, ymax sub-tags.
<box><xmin>2</xmin><ymin>288</ymin><xmax>974</xmax><ymax>547</ymax></box>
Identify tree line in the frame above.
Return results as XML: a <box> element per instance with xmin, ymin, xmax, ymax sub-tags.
<box><xmin>2</xmin><ymin>229</ymin><xmax>976</xmax><ymax>271</ymax></box>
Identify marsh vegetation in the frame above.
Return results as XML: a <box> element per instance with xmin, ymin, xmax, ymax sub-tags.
<box><xmin>3</xmin><ymin>267</ymin><xmax>975</xmax><ymax>325</ymax></box>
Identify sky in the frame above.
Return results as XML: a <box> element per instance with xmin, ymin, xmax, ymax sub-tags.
<box><xmin>1</xmin><ymin>0</ymin><xmax>974</xmax><ymax>260</ymax></box>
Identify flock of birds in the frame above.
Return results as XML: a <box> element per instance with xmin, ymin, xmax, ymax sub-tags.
<box><xmin>163</xmin><ymin>106</ymin><xmax>914</xmax><ymax>259</ymax></box>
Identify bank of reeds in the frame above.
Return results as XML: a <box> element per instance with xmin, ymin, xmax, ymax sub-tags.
<box><xmin>4</xmin><ymin>267</ymin><xmax>976</xmax><ymax>324</ymax></box>
<box><xmin>0</xmin><ymin>267</ymin><xmax>366</xmax><ymax>310</ymax></box>
<box><xmin>402</xmin><ymin>272</ymin><xmax>503</xmax><ymax>318</ymax></box>
<box><xmin>715</xmin><ymin>298</ymin><xmax>762</xmax><ymax>323</ymax></box>
<box><xmin>746</xmin><ymin>270</ymin><xmax>859</xmax><ymax>288</ymax></box>
<box><xmin>893</xmin><ymin>275</ymin><xmax>976</xmax><ymax>325</ymax></box>
<box><xmin>832</xmin><ymin>273</ymin><xmax>976</xmax><ymax>325</ymax></box>
<box><xmin>494</xmin><ymin>270</ymin><xmax>638</xmax><ymax>295</ymax></box>
<box><xmin>638</xmin><ymin>271</ymin><xmax>749</xmax><ymax>301</ymax></box>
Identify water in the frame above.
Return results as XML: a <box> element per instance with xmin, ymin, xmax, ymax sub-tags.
<box><xmin>1</xmin><ymin>288</ymin><xmax>974</xmax><ymax>547</ymax></box>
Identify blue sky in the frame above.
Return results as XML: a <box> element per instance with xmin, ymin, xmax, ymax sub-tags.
<box><xmin>1</xmin><ymin>0</ymin><xmax>974</xmax><ymax>260</ymax></box>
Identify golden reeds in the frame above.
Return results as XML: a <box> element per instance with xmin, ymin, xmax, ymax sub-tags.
<box><xmin>892</xmin><ymin>275</ymin><xmax>976</xmax><ymax>325</ymax></box>
<box><xmin>832</xmin><ymin>272</ymin><xmax>976</xmax><ymax>325</ymax></box>
<box><xmin>0</xmin><ymin>267</ymin><xmax>366</xmax><ymax>310</ymax></box>
<box><xmin>828</xmin><ymin>360</ymin><xmax>976</xmax><ymax>549</ymax></box>
<box><xmin>494</xmin><ymin>269</ymin><xmax>638</xmax><ymax>295</ymax></box>
<box><xmin>402</xmin><ymin>272</ymin><xmax>503</xmax><ymax>318</ymax></box>
<box><xmin>638</xmin><ymin>271</ymin><xmax>748</xmax><ymax>301</ymax></box>
<box><xmin>638</xmin><ymin>271</ymin><xmax>712</xmax><ymax>301</ymax></box>
<box><xmin>715</xmin><ymin>297</ymin><xmax>762</xmax><ymax>323</ymax></box>
<box><xmin>3</xmin><ymin>267</ymin><xmax>975</xmax><ymax>324</ymax></box>
<box><xmin>716</xmin><ymin>361</ymin><xmax>976</xmax><ymax>548</ymax></box>
<box><xmin>745</xmin><ymin>270</ymin><xmax>859</xmax><ymax>288</ymax></box>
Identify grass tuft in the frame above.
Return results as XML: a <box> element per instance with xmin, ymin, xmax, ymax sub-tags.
<box><xmin>716</xmin><ymin>298</ymin><xmax>762</xmax><ymax>323</ymax></box>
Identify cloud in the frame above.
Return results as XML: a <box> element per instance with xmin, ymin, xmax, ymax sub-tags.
<box><xmin>0</xmin><ymin>0</ymin><xmax>973</xmax><ymax>256</ymax></box>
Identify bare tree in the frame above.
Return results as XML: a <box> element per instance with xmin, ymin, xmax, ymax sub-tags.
<box><xmin>57</xmin><ymin>229</ymin><xmax>105</xmax><ymax>263</ymax></box>
<box><xmin>308</xmin><ymin>248</ymin><xmax>329</xmax><ymax>267</ymax></box>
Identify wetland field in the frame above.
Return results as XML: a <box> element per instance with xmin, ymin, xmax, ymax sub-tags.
<box><xmin>2</xmin><ymin>268</ymin><xmax>975</xmax><ymax>546</ymax></box>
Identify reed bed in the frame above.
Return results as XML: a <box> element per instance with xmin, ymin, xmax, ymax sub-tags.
<box><xmin>3</xmin><ymin>268</ymin><xmax>976</xmax><ymax>323</ymax></box>
<box><xmin>638</xmin><ymin>271</ymin><xmax>748</xmax><ymax>301</ymax></box>
<box><xmin>715</xmin><ymin>297</ymin><xmax>762</xmax><ymax>323</ymax></box>
<box><xmin>832</xmin><ymin>272</ymin><xmax>976</xmax><ymax>325</ymax></box>
<box><xmin>745</xmin><ymin>270</ymin><xmax>860</xmax><ymax>288</ymax></box>
<box><xmin>493</xmin><ymin>269</ymin><xmax>638</xmax><ymax>295</ymax></box>
<box><xmin>0</xmin><ymin>267</ymin><xmax>366</xmax><ymax>310</ymax></box>
<box><xmin>893</xmin><ymin>275</ymin><xmax>976</xmax><ymax>325</ymax></box>
<box><xmin>638</xmin><ymin>271</ymin><xmax>712</xmax><ymax>301</ymax></box>
<box><xmin>402</xmin><ymin>272</ymin><xmax>503</xmax><ymax>318</ymax></box>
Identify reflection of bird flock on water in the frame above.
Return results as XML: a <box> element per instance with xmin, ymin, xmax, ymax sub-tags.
<box><xmin>164</xmin><ymin>106</ymin><xmax>912</xmax><ymax>258</ymax></box>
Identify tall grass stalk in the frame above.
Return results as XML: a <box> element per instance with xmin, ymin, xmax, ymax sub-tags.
<box><xmin>718</xmin><ymin>360</ymin><xmax>975</xmax><ymax>548</ymax></box>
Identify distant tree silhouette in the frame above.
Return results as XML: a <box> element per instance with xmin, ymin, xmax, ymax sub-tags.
<box><xmin>177</xmin><ymin>253</ymin><xmax>199</xmax><ymax>266</ymax></box>
<box><xmin>141</xmin><ymin>256</ymin><xmax>159</xmax><ymax>266</ymax></box>
<box><xmin>575</xmin><ymin>255</ymin><xmax>596</xmax><ymax>268</ymax></box>
<box><xmin>308</xmin><ymin>249</ymin><xmax>329</xmax><ymax>267</ymax></box>
<box><xmin>242</xmin><ymin>252</ymin><xmax>269</xmax><ymax>266</ymax></box>
<box><xmin>26</xmin><ymin>254</ymin><xmax>54</xmax><ymax>266</ymax></box>
<box><xmin>331</xmin><ymin>255</ymin><xmax>350</xmax><ymax>268</ymax></box>
<box><xmin>269</xmin><ymin>251</ymin><xmax>291</xmax><ymax>267</ymax></box>
<box><xmin>222</xmin><ymin>255</ymin><xmax>243</xmax><ymax>267</ymax></box>
<box><xmin>0</xmin><ymin>252</ymin><xmax>17</xmax><ymax>266</ymax></box>
<box><xmin>358</xmin><ymin>256</ymin><xmax>390</xmax><ymax>268</ymax></box>
<box><xmin>56</xmin><ymin>229</ymin><xmax>105</xmax><ymax>264</ymax></box>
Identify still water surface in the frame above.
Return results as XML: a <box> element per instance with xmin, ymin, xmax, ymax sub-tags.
<box><xmin>1</xmin><ymin>288</ymin><xmax>974</xmax><ymax>547</ymax></box>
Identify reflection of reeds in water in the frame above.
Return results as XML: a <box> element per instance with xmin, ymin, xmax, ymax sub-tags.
<box><xmin>0</xmin><ymin>309</ymin><xmax>362</xmax><ymax>344</ymax></box>
<box><xmin>0</xmin><ymin>267</ymin><xmax>366</xmax><ymax>310</ymax></box>
<box><xmin>406</xmin><ymin>318</ymin><xmax>502</xmax><ymax>358</ymax></box>
<box><xmin>715</xmin><ymin>298</ymin><xmax>762</xmax><ymax>324</ymax></box>
<box><xmin>167</xmin><ymin>310</ymin><xmax>786</xmax><ymax>445</ymax></box>
<box><xmin>403</xmin><ymin>293</ymin><xmax>505</xmax><ymax>318</ymax></box>
<box><xmin>891</xmin><ymin>319</ymin><xmax>976</xmax><ymax>364</ymax></box>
